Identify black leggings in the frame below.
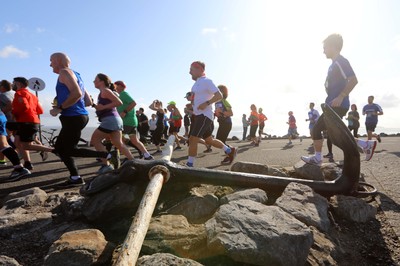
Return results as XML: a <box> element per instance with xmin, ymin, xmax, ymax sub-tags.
<box><xmin>312</xmin><ymin>107</ymin><xmax>347</xmax><ymax>153</ymax></box>
<box><xmin>216</xmin><ymin>121</ymin><xmax>232</xmax><ymax>144</ymax></box>
<box><xmin>55</xmin><ymin>115</ymin><xmax>107</xmax><ymax>176</ymax></box>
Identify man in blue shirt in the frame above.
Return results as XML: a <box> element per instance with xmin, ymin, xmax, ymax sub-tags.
<box><xmin>301</xmin><ymin>34</ymin><xmax>377</xmax><ymax>165</ymax></box>
<box><xmin>363</xmin><ymin>95</ymin><xmax>383</xmax><ymax>142</ymax></box>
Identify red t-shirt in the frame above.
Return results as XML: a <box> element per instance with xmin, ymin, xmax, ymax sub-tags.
<box><xmin>12</xmin><ymin>88</ymin><xmax>43</xmax><ymax>123</ymax></box>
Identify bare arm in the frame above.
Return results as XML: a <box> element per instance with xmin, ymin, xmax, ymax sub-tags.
<box><xmin>198</xmin><ymin>90</ymin><xmax>223</xmax><ymax>111</ymax></box>
<box><xmin>58</xmin><ymin>68</ymin><xmax>83</xmax><ymax>109</ymax></box>
<box><xmin>331</xmin><ymin>76</ymin><xmax>358</xmax><ymax>107</ymax></box>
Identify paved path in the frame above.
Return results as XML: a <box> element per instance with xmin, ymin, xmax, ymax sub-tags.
<box><xmin>1</xmin><ymin>136</ymin><xmax>399</xmax><ymax>238</ymax></box>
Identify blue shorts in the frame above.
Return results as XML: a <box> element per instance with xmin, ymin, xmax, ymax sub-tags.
<box><xmin>0</xmin><ymin>115</ymin><xmax>7</xmax><ymax>136</ymax></box>
<box><xmin>98</xmin><ymin>116</ymin><xmax>123</xmax><ymax>133</ymax></box>
<box><xmin>288</xmin><ymin>127</ymin><xmax>298</xmax><ymax>136</ymax></box>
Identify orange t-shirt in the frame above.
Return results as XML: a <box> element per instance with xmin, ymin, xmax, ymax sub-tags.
<box><xmin>12</xmin><ymin>88</ymin><xmax>43</xmax><ymax>123</ymax></box>
<box><xmin>249</xmin><ymin>111</ymin><xmax>259</xmax><ymax>126</ymax></box>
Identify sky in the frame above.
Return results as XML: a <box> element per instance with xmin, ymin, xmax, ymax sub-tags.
<box><xmin>2</xmin><ymin>0</ymin><xmax>400</xmax><ymax>137</ymax></box>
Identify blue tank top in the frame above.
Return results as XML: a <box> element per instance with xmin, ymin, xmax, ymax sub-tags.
<box><xmin>56</xmin><ymin>71</ymin><xmax>88</xmax><ymax>116</ymax></box>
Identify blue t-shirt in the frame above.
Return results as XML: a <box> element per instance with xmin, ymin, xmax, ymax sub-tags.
<box><xmin>324</xmin><ymin>55</ymin><xmax>355</xmax><ymax>110</ymax></box>
<box><xmin>363</xmin><ymin>103</ymin><xmax>382</xmax><ymax>125</ymax></box>
<box><xmin>307</xmin><ymin>108</ymin><xmax>320</xmax><ymax>129</ymax></box>
<box><xmin>56</xmin><ymin>71</ymin><xmax>88</xmax><ymax>116</ymax></box>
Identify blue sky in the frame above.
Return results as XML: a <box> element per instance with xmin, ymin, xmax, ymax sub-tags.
<box><xmin>2</xmin><ymin>0</ymin><xmax>400</xmax><ymax>136</ymax></box>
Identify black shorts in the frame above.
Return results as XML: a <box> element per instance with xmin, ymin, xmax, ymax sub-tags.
<box><xmin>365</xmin><ymin>123</ymin><xmax>377</xmax><ymax>132</ymax></box>
<box><xmin>190</xmin><ymin>114</ymin><xmax>214</xmax><ymax>139</ymax></box>
<box><xmin>13</xmin><ymin>122</ymin><xmax>39</xmax><ymax>142</ymax></box>
<box><xmin>123</xmin><ymin>125</ymin><xmax>138</xmax><ymax>135</ymax></box>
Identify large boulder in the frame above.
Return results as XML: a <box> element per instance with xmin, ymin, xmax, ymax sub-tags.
<box><xmin>275</xmin><ymin>182</ymin><xmax>331</xmax><ymax>232</ymax></box>
<box><xmin>205</xmin><ymin>199</ymin><xmax>313</xmax><ymax>266</ymax></box>
<box><xmin>44</xmin><ymin>229</ymin><xmax>115</xmax><ymax>266</ymax></box>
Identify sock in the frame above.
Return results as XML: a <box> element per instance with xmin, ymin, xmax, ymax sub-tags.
<box><xmin>223</xmin><ymin>145</ymin><xmax>231</xmax><ymax>154</ymax></box>
<box><xmin>70</xmin><ymin>175</ymin><xmax>81</xmax><ymax>181</ymax></box>
<box><xmin>2</xmin><ymin>147</ymin><xmax>21</xmax><ymax>166</ymax></box>
<box><xmin>188</xmin><ymin>156</ymin><xmax>195</xmax><ymax>164</ymax></box>
<box><xmin>315</xmin><ymin>152</ymin><xmax>322</xmax><ymax>161</ymax></box>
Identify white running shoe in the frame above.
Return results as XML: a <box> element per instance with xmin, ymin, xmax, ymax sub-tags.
<box><xmin>301</xmin><ymin>155</ymin><xmax>322</xmax><ymax>166</ymax></box>
<box><xmin>363</xmin><ymin>140</ymin><xmax>377</xmax><ymax>161</ymax></box>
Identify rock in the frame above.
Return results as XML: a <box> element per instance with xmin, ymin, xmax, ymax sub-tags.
<box><xmin>82</xmin><ymin>183</ymin><xmax>141</xmax><ymax>221</ymax></box>
<box><xmin>205</xmin><ymin>199</ymin><xmax>313</xmax><ymax>266</ymax></box>
<box><xmin>330</xmin><ymin>195</ymin><xmax>377</xmax><ymax>223</ymax></box>
<box><xmin>143</xmin><ymin>215</ymin><xmax>210</xmax><ymax>260</ymax></box>
<box><xmin>220</xmin><ymin>188</ymin><xmax>268</xmax><ymax>205</ymax></box>
<box><xmin>137</xmin><ymin>253</ymin><xmax>204</xmax><ymax>266</ymax></box>
<box><xmin>2</xmin><ymin>187</ymin><xmax>48</xmax><ymax>209</ymax></box>
<box><xmin>294</xmin><ymin>161</ymin><xmax>342</xmax><ymax>181</ymax></box>
<box><xmin>0</xmin><ymin>255</ymin><xmax>22</xmax><ymax>266</ymax></box>
<box><xmin>275</xmin><ymin>182</ymin><xmax>331</xmax><ymax>232</ymax></box>
<box><xmin>307</xmin><ymin>227</ymin><xmax>338</xmax><ymax>265</ymax></box>
<box><xmin>231</xmin><ymin>161</ymin><xmax>288</xmax><ymax>177</ymax></box>
<box><xmin>231</xmin><ymin>161</ymin><xmax>269</xmax><ymax>175</ymax></box>
<box><xmin>44</xmin><ymin>229</ymin><xmax>115</xmax><ymax>266</ymax></box>
<box><xmin>165</xmin><ymin>191</ymin><xmax>219</xmax><ymax>224</ymax></box>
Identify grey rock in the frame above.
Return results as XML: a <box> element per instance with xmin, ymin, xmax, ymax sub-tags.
<box><xmin>275</xmin><ymin>182</ymin><xmax>331</xmax><ymax>232</ymax></box>
<box><xmin>0</xmin><ymin>255</ymin><xmax>22</xmax><ymax>266</ymax></box>
<box><xmin>2</xmin><ymin>187</ymin><xmax>48</xmax><ymax>209</ymax></box>
<box><xmin>330</xmin><ymin>195</ymin><xmax>377</xmax><ymax>223</ymax></box>
<box><xmin>220</xmin><ymin>188</ymin><xmax>268</xmax><ymax>205</ymax></box>
<box><xmin>137</xmin><ymin>253</ymin><xmax>204</xmax><ymax>266</ymax></box>
<box><xmin>82</xmin><ymin>183</ymin><xmax>141</xmax><ymax>221</ymax></box>
<box><xmin>205</xmin><ymin>199</ymin><xmax>313</xmax><ymax>266</ymax></box>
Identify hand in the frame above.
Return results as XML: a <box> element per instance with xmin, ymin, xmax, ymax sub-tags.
<box><xmin>197</xmin><ymin>102</ymin><xmax>208</xmax><ymax>110</ymax></box>
<box><xmin>50</xmin><ymin>107</ymin><xmax>62</xmax><ymax>117</ymax></box>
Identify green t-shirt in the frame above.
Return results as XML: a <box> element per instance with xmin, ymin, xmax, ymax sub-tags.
<box><xmin>117</xmin><ymin>90</ymin><xmax>138</xmax><ymax>127</ymax></box>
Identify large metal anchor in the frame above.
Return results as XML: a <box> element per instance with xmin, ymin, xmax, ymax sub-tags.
<box><xmin>115</xmin><ymin>104</ymin><xmax>368</xmax><ymax>197</ymax></box>
<box><xmin>111</xmin><ymin>104</ymin><xmax>373</xmax><ymax>265</ymax></box>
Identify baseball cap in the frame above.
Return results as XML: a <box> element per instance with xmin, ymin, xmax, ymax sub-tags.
<box><xmin>167</xmin><ymin>101</ymin><xmax>176</xmax><ymax>105</ymax></box>
<box><xmin>114</xmin><ymin>80</ymin><xmax>126</xmax><ymax>88</ymax></box>
<box><xmin>184</xmin><ymin>92</ymin><xmax>193</xmax><ymax>98</ymax></box>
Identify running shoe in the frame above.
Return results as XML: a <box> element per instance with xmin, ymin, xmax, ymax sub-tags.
<box><xmin>8</xmin><ymin>167</ymin><xmax>31</xmax><ymax>182</ymax></box>
<box><xmin>24</xmin><ymin>161</ymin><xmax>34</xmax><ymax>170</ymax></box>
<box><xmin>363</xmin><ymin>140</ymin><xmax>377</xmax><ymax>161</ymax></box>
<box><xmin>301</xmin><ymin>155</ymin><xmax>322</xmax><ymax>166</ymax></box>
<box><xmin>98</xmin><ymin>164</ymin><xmax>114</xmax><ymax>174</ymax></box>
<box><xmin>221</xmin><ymin>147</ymin><xmax>237</xmax><ymax>165</ymax></box>
<box><xmin>323</xmin><ymin>153</ymin><xmax>333</xmax><ymax>159</ymax></box>
<box><xmin>144</xmin><ymin>155</ymin><xmax>154</xmax><ymax>160</ymax></box>
<box><xmin>0</xmin><ymin>160</ymin><xmax>7</xmax><ymax>166</ymax></box>
<box><xmin>185</xmin><ymin>162</ymin><xmax>194</xmax><ymax>167</ymax></box>
<box><xmin>174</xmin><ymin>146</ymin><xmax>183</xmax><ymax>151</ymax></box>
<box><xmin>376</xmin><ymin>135</ymin><xmax>382</xmax><ymax>143</ymax></box>
<box><xmin>57</xmin><ymin>177</ymin><xmax>85</xmax><ymax>188</ymax></box>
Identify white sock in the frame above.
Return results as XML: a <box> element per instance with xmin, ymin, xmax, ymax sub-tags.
<box><xmin>70</xmin><ymin>175</ymin><xmax>81</xmax><ymax>181</ymax></box>
<box><xmin>315</xmin><ymin>152</ymin><xmax>322</xmax><ymax>160</ymax></box>
<box><xmin>188</xmin><ymin>156</ymin><xmax>195</xmax><ymax>164</ymax></box>
<box><xmin>223</xmin><ymin>145</ymin><xmax>231</xmax><ymax>153</ymax></box>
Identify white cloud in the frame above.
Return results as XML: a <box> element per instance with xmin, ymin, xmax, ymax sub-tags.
<box><xmin>4</xmin><ymin>23</ymin><xmax>19</xmax><ymax>33</ymax></box>
<box><xmin>0</xmin><ymin>45</ymin><xmax>29</xmax><ymax>58</ymax></box>
<box><xmin>36</xmin><ymin>27</ymin><xmax>46</xmax><ymax>33</ymax></box>
<box><xmin>201</xmin><ymin>28</ymin><xmax>218</xmax><ymax>35</ymax></box>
